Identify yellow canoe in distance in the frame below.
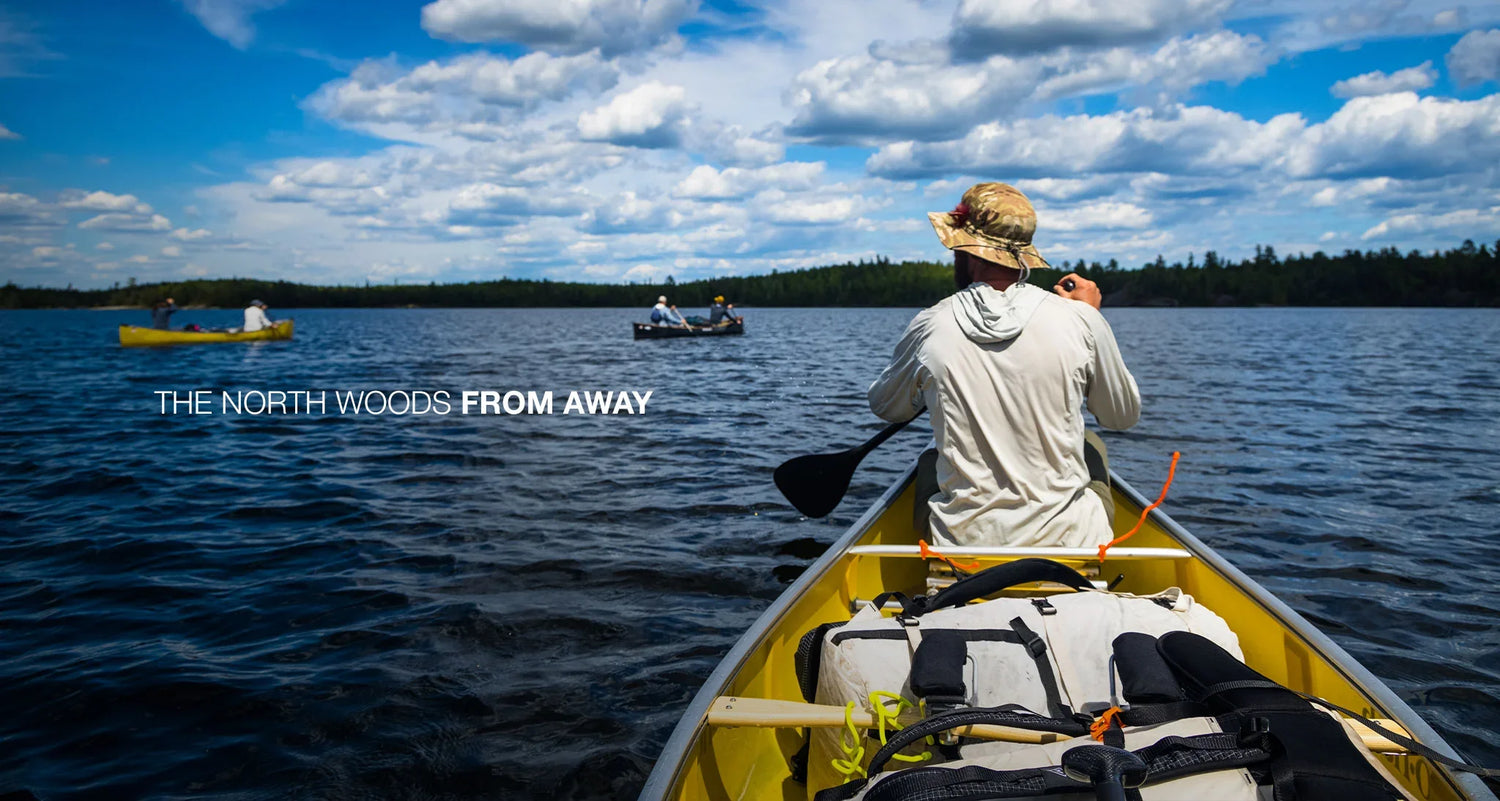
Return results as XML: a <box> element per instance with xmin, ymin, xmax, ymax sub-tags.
<box><xmin>640</xmin><ymin>463</ymin><xmax>1496</xmax><ymax>801</ymax></box>
<box><xmin>118</xmin><ymin>319</ymin><xmax>294</xmax><ymax>347</ymax></box>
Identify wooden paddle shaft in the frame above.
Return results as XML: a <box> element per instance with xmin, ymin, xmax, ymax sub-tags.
<box><xmin>707</xmin><ymin>696</ymin><xmax>1412</xmax><ymax>754</ymax></box>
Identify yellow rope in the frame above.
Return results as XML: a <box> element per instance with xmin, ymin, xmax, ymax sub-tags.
<box><xmin>831</xmin><ymin>701</ymin><xmax>867</xmax><ymax>779</ymax></box>
<box><xmin>869</xmin><ymin>692</ymin><xmax>933</xmax><ymax>764</ymax></box>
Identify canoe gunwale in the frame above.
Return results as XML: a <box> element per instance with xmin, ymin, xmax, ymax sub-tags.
<box><xmin>632</xmin><ymin>322</ymin><xmax>745</xmax><ymax>339</ymax></box>
<box><xmin>638</xmin><ymin>463</ymin><xmax>917</xmax><ymax>799</ymax></box>
<box><xmin>640</xmin><ymin>464</ymin><xmax>1497</xmax><ymax>801</ymax></box>
<box><xmin>1110</xmin><ymin>471</ymin><xmax>1495</xmax><ymax>801</ymax></box>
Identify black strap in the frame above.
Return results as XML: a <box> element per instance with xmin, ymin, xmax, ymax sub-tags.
<box><xmin>906</xmin><ymin>559</ymin><xmax>1092</xmax><ymax>617</ymax></box>
<box><xmin>1199</xmin><ymin>680</ymin><xmax>1500</xmax><ymax>778</ymax></box>
<box><xmin>829</xmin><ymin>627</ymin><xmax>1027</xmax><ymax>646</ymax></box>
<box><xmin>1006</xmin><ymin>617</ymin><xmax>1078</xmax><ymax>723</ymax></box>
<box><xmin>869</xmin><ymin>591</ymin><xmax>911</xmax><ymax>611</ymax></box>
<box><xmin>823</xmin><ymin>729</ymin><xmax>1273</xmax><ymax>801</ymax></box>
<box><xmin>826</xmin><ymin>625</ymin><xmax>1079</xmax><ymax>724</ymax></box>
<box><xmin>1119</xmin><ymin>700</ymin><xmax>1208</xmax><ymax>727</ymax></box>
<box><xmin>910</xmin><ymin>631</ymin><xmax>968</xmax><ymax>706</ymax></box>
<box><xmin>863</xmin><ymin>706</ymin><xmax>1090</xmax><ymax>777</ymax></box>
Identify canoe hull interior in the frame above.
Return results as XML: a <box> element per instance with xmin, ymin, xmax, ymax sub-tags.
<box><xmin>633</xmin><ymin>322</ymin><xmax>744</xmax><ymax>339</ymax></box>
<box><xmin>640</xmin><ymin>466</ymin><xmax>1492</xmax><ymax>801</ymax></box>
<box><xmin>119</xmin><ymin>319</ymin><xmax>295</xmax><ymax>346</ymax></box>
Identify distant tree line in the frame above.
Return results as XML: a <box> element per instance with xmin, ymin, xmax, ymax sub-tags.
<box><xmin>3</xmin><ymin>239</ymin><xmax>1497</xmax><ymax>309</ymax></box>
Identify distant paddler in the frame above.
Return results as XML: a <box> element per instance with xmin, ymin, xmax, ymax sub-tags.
<box><xmin>708</xmin><ymin>295</ymin><xmax>743</xmax><ymax>326</ymax></box>
<box><xmin>242</xmin><ymin>299</ymin><xmax>277</xmax><ymax>333</ymax></box>
<box><xmin>650</xmin><ymin>295</ymin><xmax>690</xmax><ymax>329</ymax></box>
<box><xmin>150</xmin><ymin>297</ymin><xmax>180</xmax><ymax>330</ymax></box>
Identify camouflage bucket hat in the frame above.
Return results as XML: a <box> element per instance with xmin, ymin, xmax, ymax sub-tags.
<box><xmin>928</xmin><ymin>182</ymin><xmax>1050</xmax><ymax>272</ymax></box>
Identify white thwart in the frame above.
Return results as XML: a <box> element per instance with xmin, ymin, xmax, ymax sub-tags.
<box><xmin>846</xmin><ymin>545</ymin><xmax>1193</xmax><ymax>560</ymax></box>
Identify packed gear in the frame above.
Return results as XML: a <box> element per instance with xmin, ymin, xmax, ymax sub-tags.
<box><xmin>796</xmin><ymin>559</ymin><xmax>1241</xmax><ymax>793</ymax></box>
<box><xmin>797</xmin><ymin>559</ymin><xmax>1442</xmax><ymax>801</ymax></box>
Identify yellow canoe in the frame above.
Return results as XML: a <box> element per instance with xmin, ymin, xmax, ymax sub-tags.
<box><xmin>641</xmin><ymin>464</ymin><xmax>1494</xmax><ymax>801</ymax></box>
<box><xmin>118</xmin><ymin>319</ymin><xmax>294</xmax><ymax>347</ymax></box>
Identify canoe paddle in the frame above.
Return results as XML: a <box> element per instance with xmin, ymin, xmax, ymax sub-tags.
<box><xmin>705</xmin><ymin>696</ymin><xmax>1414</xmax><ymax>753</ymax></box>
<box><xmin>773</xmin><ymin>414</ymin><xmax>917</xmax><ymax>518</ymax></box>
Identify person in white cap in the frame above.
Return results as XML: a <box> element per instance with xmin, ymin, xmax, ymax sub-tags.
<box><xmin>243</xmin><ymin>299</ymin><xmax>276</xmax><ymax>332</ymax></box>
<box><xmin>867</xmin><ymin>182</ymin><xmax>1140</xmax><ymax>549</ymax></box>
<box><xmin>650</xmin><ymin>295</ymin><xmax>686</xmax><ymax>327</ymax></box>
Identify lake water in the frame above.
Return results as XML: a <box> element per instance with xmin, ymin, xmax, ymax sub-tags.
<box><xmin>2</xmin><ymin>306</ymin><xmax>1498</xmax><ymax>799</ymax></box>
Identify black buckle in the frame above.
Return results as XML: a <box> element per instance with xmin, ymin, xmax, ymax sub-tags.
<box><xmin>1237</xmin><ymin>715</ymin><xmax>1272</xmax><ymax>749</ymax></box>
<box><xmin>1020</xmin><ymin>632</ymin><xmax>1046</xmax><ymax>659</ymax></box>
<box><xmin>1032</xmin><ymin>598</ymin><xmax>1057</xmax><ymax>616</ymax></box>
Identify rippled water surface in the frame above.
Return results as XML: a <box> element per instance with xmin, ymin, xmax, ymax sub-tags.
<box><xmin>2</xmin><ymin>306</ymin><xmax>1498</xmax><ymax>800</ymax></box>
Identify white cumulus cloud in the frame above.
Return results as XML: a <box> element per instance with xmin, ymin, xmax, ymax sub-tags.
<box><xmin>787</xmin><ymin>31</ymin><xmax>1271</xmax><ymax>143</ymax></box>
<box><xmin>787</xmin><ymin>51</ymin><xmax>1038</xmax><ymax>142</ymax></box>
<box><xmin>867</xmin><ymin>104</ymin><xmax>1303</xmax><ymax>179</ymax></box>
<box><xmin>1447</xmin><ymin>29</ymin><xmax>1500</xmax><ymax>87</ymax></box>
<box><xmin>1288</xmin><ymin>92</ymin><xmax>1500</xmax><ymax>179</ymax></box>
<box><xmin>869</xmin><ymin>92</ymin><xmax>1500</xmax><ymax>184</ymax></box>
<box><xmin>78</xmin><ymin>213</ymin><xmax>173</xmax><ymax>232</ymax></box>
<box><xmin>578</xmin><ymin>81</ymin><xmax>691</xmax><ymax>147</ymax></box>
<box><xmin>1043</xmin><ymin>201</ymin><xmax>1155</xmax><ymax>231</ymax></box>
<box><xmin>0</xmin><ymin>192</ymin><xmax>56</xmax><ymax>226</ymax></box>
<box><xmin>1330</xmin><ymin>62</ymin><xmax>1437</xmax><ymax>97</ymax></box>
<box><xmin>176</xmin><ymin>0</ymin><xmax>289</xmax><ymax>49</ymax></box>
<box><xmin>446</xmin><ymin>182</ymin><xmax>583</xmax><ymax>227</ymax></box>
<box><xmin>402</xmin><ymin>50</ymin><xmax>617</xmax><ymax>106</ymax></box>
<box><xmin>0</xmin><ymin>122</ymin><xmax>19</xmax><ymax>140</ymax></box>
<box><xmin>60</xmin><ymin>190</ymin><xmax>151</xmax><ymax>213</ymax></box>
<box><xmin>420</xmin><ymin>0</ymin><xmax>698</xmax><ymax>57</ymax></box>
<box><xmin>758</xmin><ymin>196</ymin><xmax>861</xmax><ymax>225</ymax></box>
<box><xmin>674</xmin><ymin>162</ymin><xmax>825</xmax><ymax>200</ymax></box>
<box><xmin>949</xmin><ymin>0</ymin><xmax>1232</xmax><ymax>58</ymax></box>
<box><xmin>1362</xmin><ymin>207</ymin><xmax>1500</xmax><ymax>239</ymax></box>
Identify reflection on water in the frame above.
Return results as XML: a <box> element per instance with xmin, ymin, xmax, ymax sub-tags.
<box><xmin>0</xmin><ymin>306</ymin><xmax>1497</xmax><ymax>799</ymax></box>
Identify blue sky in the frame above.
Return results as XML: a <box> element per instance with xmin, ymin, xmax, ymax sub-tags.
<box><xmin>3</xmin><ymin>0</ymin><xmax>1500</xmax><ymax>288</ymax></box>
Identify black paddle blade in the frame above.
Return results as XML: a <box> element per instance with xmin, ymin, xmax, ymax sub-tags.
<box><xmin>774</xmin><ymin>448</ymin><xmax>862</xmax><ymax>518</ymax></box>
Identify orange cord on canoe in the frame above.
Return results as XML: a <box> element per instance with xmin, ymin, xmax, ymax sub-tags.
<box><xmin>919</xmin><ymin>539</ymin><xmax>980</xmax><ymax>572</ymax></box>
<box><xmin>1097</xmin><ymin>451</ymin><xmax>1180</xmax><ymax>563</ymax></box>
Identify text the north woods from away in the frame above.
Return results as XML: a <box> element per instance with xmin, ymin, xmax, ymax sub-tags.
<box><xmin>154</xmin><ymin>390</ymin><xmax>654</xmax><ymax>416</ymax></box>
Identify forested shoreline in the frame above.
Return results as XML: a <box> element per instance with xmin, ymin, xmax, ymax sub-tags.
<box><xmin>4</xmin><ymin>239</ymin><xmax>1498</xmax><ymax>309</ymax></box>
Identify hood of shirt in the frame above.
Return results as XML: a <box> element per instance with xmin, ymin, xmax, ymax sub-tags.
<box><xmin>951</xmin><ymin>282</ymin><xmax>1049</xmax><ymax>344</ymax></box>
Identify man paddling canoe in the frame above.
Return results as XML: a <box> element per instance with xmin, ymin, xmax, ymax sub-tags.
<box><xmin>707</xmin><ymin>295</ymin><xmax>742</xmax><ymax>326</ymax></box>
<box><xmin>150</xmin><ymin>297</ymin><xmax>180</xmax><ymax>330</ymax></box>
<box><xmin>650</xmin><ymin>295</ymin><xmax>689</xmax><ymax>328</ymax></box>
<box><xmin>867</xmin><ymin>182</ymin><xmax>1141</xmax><ymax>549</ymax></box>
<box><xmin>242</xmin><ymin>299</ymin><xmax>277</xmax><ymax>332</ymax></box>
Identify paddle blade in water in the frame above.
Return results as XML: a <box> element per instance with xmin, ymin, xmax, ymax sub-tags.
<box><xmin>774</xmin><ymin>450</ymin><xmax>859</xmax><ymax>518</ymax></box>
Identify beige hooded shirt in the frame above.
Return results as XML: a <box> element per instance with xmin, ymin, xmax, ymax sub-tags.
<box><xmin>868</xmin><ymin>282</ymin><xmax>1140</xmax><ymax>548</ymax></box>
